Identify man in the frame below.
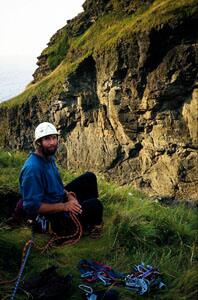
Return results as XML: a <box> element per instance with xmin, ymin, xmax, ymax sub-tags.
<box><xmin>19</xmin><ymin>122</ymin><xmax>103</xmax><ymax>238</ymax></box>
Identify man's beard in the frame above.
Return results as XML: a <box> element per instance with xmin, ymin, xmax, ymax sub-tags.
<box><xmin>41</xmin><ymin>145</ymin><xmax>57</xmax><ymax>157</ymax></box>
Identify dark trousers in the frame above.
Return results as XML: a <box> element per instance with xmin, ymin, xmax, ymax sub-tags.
<box><xmin>50</xmin><ymin>172</ymin><xmax>103</xmax><ymax>235</ymax></box>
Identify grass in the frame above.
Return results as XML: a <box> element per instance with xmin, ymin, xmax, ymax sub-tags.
<box><xmin>0</xmin><ymin>150</ymin><xmax>27</xmax><ymax>189</ymax></box>
<box><xmin>43</xmin><ymin>27</ymin><xmax>69</xmax><ymax>71</ymax></box>
<box><xmin>0</xmin><ymin>149</ymin><xmax>197</xmax><ymax>299</ymax></box>
<box><xmin>0</xmin><ymin>0</ymin><xmax>197</xmax><ymax>110</ymax></box>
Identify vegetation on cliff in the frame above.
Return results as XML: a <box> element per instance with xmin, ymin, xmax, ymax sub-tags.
<box><xmin>0</xmin><ymin>150</ymin><xmax>197</xmax><ymax>299</ymax></box>
<box><xmin>0</xmin><ymin>0</ymin><xmax>197</xmax><ymax>109</ymax></box>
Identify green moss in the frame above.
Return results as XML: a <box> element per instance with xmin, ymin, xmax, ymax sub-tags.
<box><xmin>46</xmin><ymin>28</ymin><xmax>69</xmax><ymax>70</ymax></box>
<box><xmin>0</xmin><ymin>114</ymin><xmax>8</xmax><ymax>148</ymax></box>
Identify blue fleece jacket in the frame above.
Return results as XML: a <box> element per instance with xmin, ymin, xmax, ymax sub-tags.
<box><xmin>19</xmin><ymin>153</ymin><xmax>65</xmax><ymax>217</ymax></box>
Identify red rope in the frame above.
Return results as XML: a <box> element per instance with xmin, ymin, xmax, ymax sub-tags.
<box><xmin>35</xmin><ymin>212</ymin><xmax>83</xmax><ymax>253</ymax></box>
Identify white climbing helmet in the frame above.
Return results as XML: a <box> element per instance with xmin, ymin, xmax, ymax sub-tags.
<box><xmin>34</xmin><ymin>122</ymin><xmax>59</xmax><ymax>142</ymax></box>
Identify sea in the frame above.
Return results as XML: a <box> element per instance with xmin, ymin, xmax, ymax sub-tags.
<box><xmin>0</xmin><ymin>56</ymin><xmax>36</xmax><ymax>103</ymax></box>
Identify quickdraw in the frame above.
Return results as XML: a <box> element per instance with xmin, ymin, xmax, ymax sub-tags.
<box><xmin>125</xmin><ymin>276</ymin><xmax>149</xmax><ymax>295</ymax></box>
<box><xmin>79</xmin><ymin>284</ymin><xmax>97</xmax><ymax>300</ymax></box>
<box><xmin>125</xmin><ymin>262</ymin><xmax>165</xmax><ymax>295</ymax></box>
<box><xmin>78</xmin><ymin>259</ymin><xmax>125</xmax><ymax>286</ymax></box>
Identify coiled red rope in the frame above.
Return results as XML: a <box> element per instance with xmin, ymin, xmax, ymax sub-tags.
<box><xmin>37</xmin><ymin>212</ymin><xmax>83</xmax><ymax>252</ymax></box>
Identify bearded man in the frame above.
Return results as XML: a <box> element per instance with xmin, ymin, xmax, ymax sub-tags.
<box><xmin>19</xmin><ymin>122</ymin><xmax>103</xmax><ymax>238</ymax></box>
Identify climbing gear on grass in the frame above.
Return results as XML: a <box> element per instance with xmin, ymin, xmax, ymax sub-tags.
<box><xmin>79</xmin><ymin>284</ymin><xmax>96</xmax><ymax>300</ymax></box>
<box><xmin>125</xmin><ymin>276</ymin><xmax>149</xmax><ymax>295</ymax></box>
<box><xmin>125</xmin><ymin>262</ymin><xmax>166</xmax><ymax>295</ymax></box>
<box><xmin>78</xmin><ymin>260</ymin><xmax>165</xmax><ymax>296</ymax></box>
<box><xmin>78</xmin><ymin>259</ymin><xmax>125</xmax><ymax>286</ymax></box>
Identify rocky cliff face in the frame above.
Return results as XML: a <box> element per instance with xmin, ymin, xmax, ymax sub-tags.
<box><xmin>1</xmin><ymin>0</ymin><xmax>197</xmax><ymax>202</ymax></box>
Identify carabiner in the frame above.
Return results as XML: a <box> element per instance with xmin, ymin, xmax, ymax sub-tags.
<box><xmin>97</xmin><ymin>272</ymin><xmax>112</xmax><ymax>286</ymax></box>
<box><xmin>78</xmin><ymin>284</ymin><xmax>93</xmax><ymax>294</ymax></box>
<box><xmin>81</xmin><ymin>271</ymin><xmax>95</xmax><ymax>278</ymax></box>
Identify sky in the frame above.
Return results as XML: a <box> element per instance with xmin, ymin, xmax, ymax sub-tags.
<box><xmin>0</xmin><ymin>0</ymin><xmax>85</xmax><ymax>102</ymax></box>
<box><xmin>0</xmin><ymin>0</ymin><xmax>84</xmax><ymax>60</ymax></box>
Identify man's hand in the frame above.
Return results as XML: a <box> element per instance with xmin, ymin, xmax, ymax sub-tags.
<box><xmin>66</xmin><ymin>191</ymin><xmax>78</xmax><ymax>203</ymax></box>
<box><xmin>62</xmin><ymin>200</ymin><xmax>82</xmax><ymax>215</ymax></box>
<box><xmin>64</xmin><ymin>191</ymin><xmax>82</xmax><ymax>214</ymax></box>
<box><xmin>38</xmin><ymin>194</ymin><xmax>82</xmax><ymax>215</ymax></box>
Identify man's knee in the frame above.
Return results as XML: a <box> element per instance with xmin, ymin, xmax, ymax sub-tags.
<box><xmin>82</xmin><ymin>198</ymin><xmax>103</xmax><ymax>215</ymax></box>
<box><xmin>84</xmin><ymin>172</ymin><xmax>97</xmax><ymax>182</ymax></box>
<box><xmin>94</xmin><ymin>198</ymin><xmax>103</xmax><ymax>211</ymax></box>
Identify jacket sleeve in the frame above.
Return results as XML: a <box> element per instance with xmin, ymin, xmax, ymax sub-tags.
<box><xmin>20</xmin><ymin>167</ymin><xmax>44</xmax><ymax>217</ymax></box>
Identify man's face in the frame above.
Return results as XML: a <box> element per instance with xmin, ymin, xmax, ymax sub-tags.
<box><xmin>40</xmin><ymin>134</ymin><xmax>58</xmax><ymax>156</ymax></box>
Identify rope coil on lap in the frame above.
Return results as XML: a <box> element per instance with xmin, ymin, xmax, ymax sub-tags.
<box><xmin>37</xmin><ymin>212</ymin><xmax>83</xmax><ymax>252</ymax></box>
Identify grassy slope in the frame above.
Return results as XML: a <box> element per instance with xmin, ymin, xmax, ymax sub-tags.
<box><xmin>0</xmin><ymin>0</ymin><xmax>197</xmax><ymax>110</ymax></box>
<box><xmin>0</xmin><ymin>150</ymin><xmax>197</xmax><ymax>299</ymax></box>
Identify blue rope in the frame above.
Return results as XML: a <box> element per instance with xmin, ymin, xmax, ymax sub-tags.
<box><xmin>10</xmin><ymin>232</ymin><xmax>34</xmax><ymax>300</ymax></box>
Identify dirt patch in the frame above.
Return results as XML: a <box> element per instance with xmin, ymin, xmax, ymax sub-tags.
<box><xmin>0</xmin><ymin>187</ymin><xmax>20</xmax><ymax>220</ymax></box>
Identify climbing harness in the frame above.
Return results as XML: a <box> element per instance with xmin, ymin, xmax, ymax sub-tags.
<box><xmin>35</xmin><ymin>215</ymin><xmax>49</xmax><ymax>233</ymax></box>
